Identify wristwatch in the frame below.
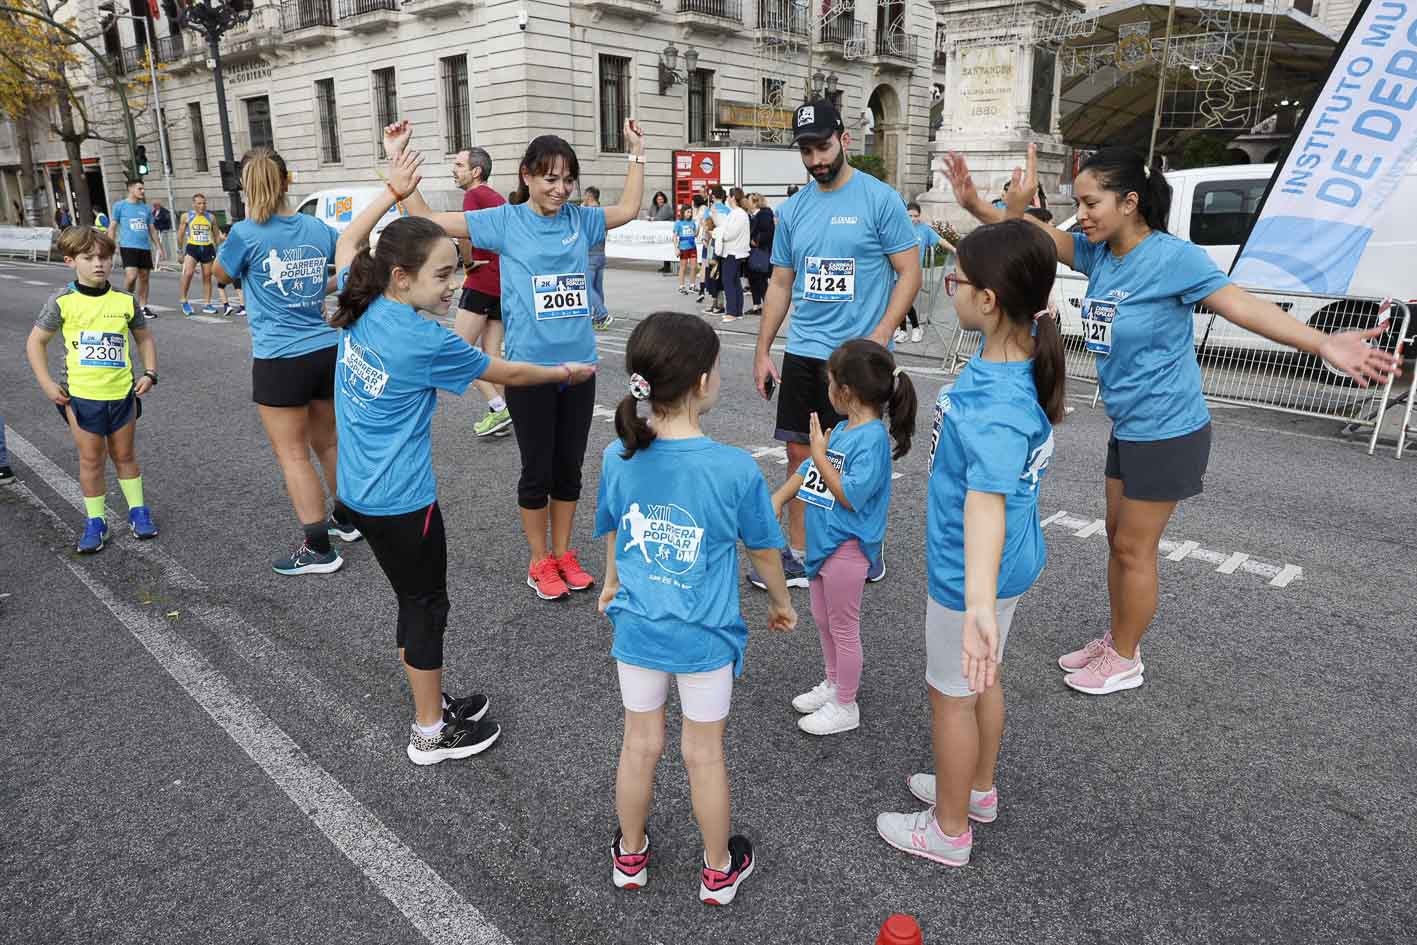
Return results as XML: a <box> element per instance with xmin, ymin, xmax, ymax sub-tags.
<box><xmin>627</xmin><ymin>154</ymin><xmax>646</xmax><ymax>165</ymax></box>
<box><xmin>143</xmin><ymin>369</ymin><xmax>159</xmax><ymax>386</ymax></box>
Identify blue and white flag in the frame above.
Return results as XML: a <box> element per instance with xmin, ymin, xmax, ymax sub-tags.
<box><xmin>1231</xmin><ymin>0</ymin><xmax>1417</xmax><ymax>294</ymax></box>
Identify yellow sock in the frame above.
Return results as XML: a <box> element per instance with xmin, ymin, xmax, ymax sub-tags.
<box><xmin>118</xmin><ymin>476</ymin><xmax>145</xmax><ymax>510</ymax></box>
<box><xmin>84</xmin><ymin>494</ymin><xmax>106</xmax><ymax>519</ymax></box>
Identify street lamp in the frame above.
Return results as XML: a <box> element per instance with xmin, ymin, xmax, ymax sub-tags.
<box><xmin>96</xmin><ymin>4</ymin><xmax>178</xmax><ymax>223</ymax></box>
<box><xmin>810</xmin><ymin>70</ymin><xmax>838</xmax><ymax>100</ymax></box>
<box><xmin>180</xmin><ymin>0</ymin><xmax>254</xmax><ymax>220</ymax></box>
<box><xmin>658</xmin><ymin>42</ymin><xmax>700</xmax><ymax>95</ymax></box>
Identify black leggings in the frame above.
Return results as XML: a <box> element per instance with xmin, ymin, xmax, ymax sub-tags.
<box><xmin>904</xmin><ymin>305</ymin><xmax>919</xmax><ymax>329</ymax></box>
<box><xmin>504</xmin><ymin>376</ymin><xmax>597</xmax><ymax>509</ymax></box>
<box><xmin>348</xmin><ymin>501</ymin><xmax>449</xmax><ymax>671</ymax></box>
<box><xmin>747</xmin><ymin>267</ymin><xmax>769</xmax><ymax>306</ymax></box>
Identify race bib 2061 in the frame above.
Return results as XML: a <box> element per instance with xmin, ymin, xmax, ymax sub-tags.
<box><xmin>532</xmin><ymin>273</ymin><xmax>590</xmax><ymax>320</ymax></box>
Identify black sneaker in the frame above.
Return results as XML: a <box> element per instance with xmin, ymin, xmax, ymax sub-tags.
<box><xmin>612</xmin><ymin>829</ymin><xmax>651</xmax><ymax>890</ymax></box>
<box><xmin>0</xmin><ymin>465</ymin><xmax>14</xmax><ymax>485</ymax></box>
<box><xmin>272</xmin><ymin>540</ymin><xmax>343</xmax><ymax>576</ymax></box>
<box><xmin>441</xmin><ymin>691</ymin><xmax>489</xmax><ymax>723</ymax></box>
<box><xmin>406</xmin><ymin>712</ymin><xmax>501</xmax><ymax>766</ymax></box>
<box><xmin>143</xmin><ymin>305</ymin><xmax>158</xmax><ymax>319</ymax></box>
<box><xmin>326</xmin><ymin>512</ymin><xmax>363</xmax><ymax>542</ymax></box>
<box><xmin>699</xmin><ymin>835</ymin><xmax>755</xmax><ymax>905</ymax></box>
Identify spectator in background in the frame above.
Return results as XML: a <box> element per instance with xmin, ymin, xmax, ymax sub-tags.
<box><xmin>674</xmin><ymin>204</ymin><xmax>699</xmax><ymax>295</ymax></box>
<box><xmin>582</xmin><ymin>186</ymin><xmax>612</xmax><ymax>331</ymax></box>
<box><xmin>716</xmin><ymin>188</ymin><xmax>751</xmax><ymax>324</ymax></box>
<box><xmin>746</xmin><ymin>193</ymin><xmax>774</xmax><ymax>315</ymax></box>
<box><xmin>651</xmin><ymin>191</ymin><xmax>675</xmax><ymax>273</ymax></box>
<box><xmin>152</xmin><ymin>200</ymin><xmax>173</xmax><ymax>264</ymax></box>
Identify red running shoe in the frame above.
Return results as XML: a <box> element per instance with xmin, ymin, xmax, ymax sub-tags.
<box><xmin>528</xmin><ymin>556</ymin><xmax>570</xmax><ymax>600</ymax></box>
<box><xmin>611</xmin><ymin>831</ymin><xmax>650</xmax><ymax>890</ymax></box>
<box><xmin>699</xmin><ymin>835</ymin><xmax>755</xmax><ymax>906</ymax></box>
<box><xmin>555</xmin><ymin>549</ymin><xmax>595</xmax><ymax>591</ymax></box>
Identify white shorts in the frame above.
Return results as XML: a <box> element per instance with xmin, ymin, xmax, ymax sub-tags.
<box><xmin>925</xmin><ymin>596</ymin><xmax>1022</xmax><ymax>697</ymax></box>
<box><xmin>616</xmin><ymin>660</ymin><xmax>733</xmax><ymax>723</ymax></box>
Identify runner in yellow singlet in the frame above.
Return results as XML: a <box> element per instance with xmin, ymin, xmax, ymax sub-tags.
<box><xmin>177</xmin><ymin>193</ymin><xmax>233</xmax><ymax>317</ymax></box>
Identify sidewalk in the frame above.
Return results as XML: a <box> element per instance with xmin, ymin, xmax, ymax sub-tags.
<box><xmin>601</xmin><ymin>260</ymin><xmax>963</xmax><ymax>371</ymax></box>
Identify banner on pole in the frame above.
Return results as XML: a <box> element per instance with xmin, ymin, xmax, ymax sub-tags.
<box><xmin>1230</xmin><ymin>0</ymin><xmax>1417</xmax><ymax>295</ymax></box>
<box><xmin>605</xmin><ymin>220</ymin><xmax>677</xmax><ymax>262</ymax></box>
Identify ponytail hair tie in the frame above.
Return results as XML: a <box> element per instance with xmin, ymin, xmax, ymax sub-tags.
<box><xmin>628</xmin><ymin>373</ymin><xmax>652</xmax><ymax>401</ymax></box>
<box><xmin>1031</xmin><ymin>303</ymin><xmax>1057</xmax><ymax>337</ymax></box>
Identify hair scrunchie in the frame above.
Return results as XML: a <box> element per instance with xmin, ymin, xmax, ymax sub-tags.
<box><xmin>628</xmin><ymin>373</ymin><xmax>652</xmax><ymax>401</ymax></box>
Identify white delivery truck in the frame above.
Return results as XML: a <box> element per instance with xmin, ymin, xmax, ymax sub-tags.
<box><xmin>672</xmin><ymin>146</ymin><xmax>808</xmax><ymax>209</ymax></box>
<box><xmin>293</xmin><ymin>186</ymin><xmax>463</xmax><ymax>249</ymax></box>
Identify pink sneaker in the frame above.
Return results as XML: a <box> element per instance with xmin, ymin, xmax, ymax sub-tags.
<box><xmin>1058</xmin><ymin>632</ymin><xmax>1142</xmax><ymax>673</ymax></box>
<box><xmin>1064</xmin><ymin>643</ymin><xmax>1145</xmax><ymax>695</ymax></box>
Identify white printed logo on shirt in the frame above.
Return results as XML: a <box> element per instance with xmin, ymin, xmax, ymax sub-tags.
<box><xmin>261</xmin><ymin>244</ymin><xmax>329</xmax><ymax>300</ymax></box>
<box><xmin>622</xmin><ymin>502</ymin><xmax>704</xmax><ymax>576</ymax></box>
<box><xmin>340</xmin><ymin>338</ymin><xmax>388</xmax><ymax>404</ymax></box>
<box><xmin>1022</xmin><ymin>433</ymin><xmax>1054</xmax><ymax>491</ymax></box>
<box><xmin>928</xmin><ymin>384</ymin><xmax>954</xmax><ymax>471</ymax></box>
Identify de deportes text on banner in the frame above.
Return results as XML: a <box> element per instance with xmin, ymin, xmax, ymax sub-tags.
<box><xmin>1230</xmin><ymin>0</ymin><xmax>1417</xmax><ymax>295</ymax></box>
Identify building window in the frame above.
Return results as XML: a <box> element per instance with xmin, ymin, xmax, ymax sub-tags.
<box><xmin>1029</xmin><ymin>48</ymin><xmax>1056</xmax><ymax>135</ymax></box>
<box><xmin>599</xmin><ymin>54</ymin><xmax>630</xmax><ymax>153</ymax></box>
<box><xmin>688</xmin><ymin>69</ymin><xmax>713</xmax><ymax>143</ymax></box>
<box><xmin>440</xmin><ymin>55</ymin><xmax>472</xmax><ymax>153</ymax></box>
<box><xmin>316</xmin><ymin>79</ymin><xmax>341</xmax><ymax>164</ymax></box>
<box><xmin>762</xmin><ymin>77</ymin><xmax>785</xmax><ymax>106</ymax></box>
<box><xmin>187</xmin><ymin>102</ymin><xmax>208</xmax><ymax>172</ymax></box>
<box><xmin>245</xmin><ymin>96</ymin><xmax>273</xmax><ymax>151</ymax></box>
<box><xmin>372</xmin><ymin>67</ymin><xmax>399</xmax><ymax>158</ymax></box>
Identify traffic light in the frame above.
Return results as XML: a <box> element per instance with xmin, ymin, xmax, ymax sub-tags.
<box><xmin>96</xmin><ymin>0</ymin><xmax>115</xmax><ymax>30</ymax></box>
<box><xmin>135</xmin><ymin>145</ymin><xmax>149</xmax><ymax>176</ymax></box>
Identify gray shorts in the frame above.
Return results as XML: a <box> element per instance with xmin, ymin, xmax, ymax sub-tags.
<box><xmin>1105</xmin><ymin>423</ymin><xmax>1212</xmax><ymax>502</ymax></box>
<box><xmin>925</xmin><ymin>596</ymin><xmax>1022</xmax><ymax>697</ymax></box>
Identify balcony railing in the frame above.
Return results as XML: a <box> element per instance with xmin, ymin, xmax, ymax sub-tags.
<box><xmin>678</xmin><ymin>0</ymin><xmax>740</xmax><ymax>21</ymax></box>
<box><xmin>874</xmin><ymin>28</ymin><xmax>919</xmax><ymax>63</ymax></box>
<box><xmin>154</xmin><ymin>33</ymin><xmax>187</xmax><ymax>63</ymax></box>
<box><xmin>338</xmin><ymin>0</ymin><xmax>399</xmax><ymax>18</ymax></box>
<box><xmin>284</xmin><ymin>0</ymin><xmax>338</xmax><ymax>29</ymax></box>
<box><xmin>819</xmin><ymin>15</ymin><xmax>868</xmax><ymax>51</ymax></box>
<box><xmin>757</xmin><ymin>0</ymin><xmax>807</xmax><ymax>35</ymax></box>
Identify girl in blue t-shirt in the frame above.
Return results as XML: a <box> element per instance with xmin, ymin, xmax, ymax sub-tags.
<box><xmin>674</xmin><ymin>205</ymin><xmax>699</xmax><ymax>295</ymax></box>
<box><xmin>771</xmin><ymin>339</ymin><xmax>917</xmax><ymax>737</ymax></box>
<box><xmin>595</xmin><ymin>311</ymin><xmax>796</xmax><ymax>906</ymax></box>
<box><xmin>877</xmin><ymin>220</ymin><xmax>1066</xmax><ymax>868</ymax></box>
<box><xmin>944</xmin><ymin>145</ymin><xmax>1398</xmax><ymax>698</ymax></box>
<box><xmin>328</xmin><ymin>150</ymin><xmax>594</xmax><ymax>767</ymax></box>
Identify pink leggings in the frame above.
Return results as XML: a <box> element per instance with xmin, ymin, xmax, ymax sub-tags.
<box><xmin>808</xmin><ymin>541</ymin><xmax>870</xmax><ymax>704</ymax></box>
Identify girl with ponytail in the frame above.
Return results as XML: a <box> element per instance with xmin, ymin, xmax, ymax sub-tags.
<box><xmin>943</xmin><ymin>144</ymin><xmax>1396</xmax><ymax>698</ymax></box>
<box><xmin>770</xmin><ymin>338</ymin><xmax>916</xmax><ymax>738</ymax></box>
<box><xmin>595</xmin><ymin>311</ymin><xmax>795</xmax><ymax>903</ymax></box>
<box><xmin>876</xmin><ymin>219</ymin><xmax>1060</xmax><ymax>868</ymax></box>
<box><xmin>330</xmin><ymin>148</ymin><xmax>593</xmax><ymax>766</ymax></box>
<box><xmin>213</xmin><ymin>147</ymin><xmax>354</xmax><ymax>576</ymax></box>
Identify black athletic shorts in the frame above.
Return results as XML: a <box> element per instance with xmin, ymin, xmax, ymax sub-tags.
<box><xmin>251</xmin><ymin>344</ymin><xmax>337</xmax><ymax>407</ymax></box>
<box><xmin>119</xmin><ymin>247</ymin><xmax>153</xmax><ymax>271</ymax></box>
<box><xmin>774</xmin><ymin>352</ymin><xmax>846</xmax><ymax>445</ymax></box>
<box><xmin>1105</xmin><ymin>423</ymin><xmax>1212</xmax><ymax>502</ymax></box>
<box><xmin>185</xmin><ymin>244</ymin><xmax>216</xmax><ymax>264</ymax></box>
<box><xmin>459</xmin><ymin>288</ymin><xmax>501</xmax><ymax>320</ymax></box>
<box><xmin>60</xmin><ymin>389</ymin><xmax>142</xmax><ymax>437</ymax></box>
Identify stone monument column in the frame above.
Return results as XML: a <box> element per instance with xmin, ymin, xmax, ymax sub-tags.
<box><xmin>917</xmin><ymin>0</ymin><xmax>1082</xmax><ymax>227</ymax></box>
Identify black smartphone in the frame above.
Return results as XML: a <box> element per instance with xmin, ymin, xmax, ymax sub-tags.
<box><xmin>763</xmin><ymin>376</ymin><xmax>776</xmax><ymax>400</ymax></box>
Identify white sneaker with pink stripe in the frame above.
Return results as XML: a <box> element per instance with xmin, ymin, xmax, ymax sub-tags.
<box><xmin>905</xmin><ymin>774</ymin><xmax>998</xmax><ymax>823</ymax></box>
<box><xmin>876</xmin><ymin>808</ymin><xmax>972</xmax><ymax>867</ymax></box>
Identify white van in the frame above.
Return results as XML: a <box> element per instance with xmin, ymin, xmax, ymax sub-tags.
<box><xmin>1052</xmin><ymin>162</ymin><xmax>1417</xmax><ymax>348</ymax></box>
<box><xmin>294</xmin><ymin>187</ymin><xmax>403</xmax><ymax>248</ymax></box>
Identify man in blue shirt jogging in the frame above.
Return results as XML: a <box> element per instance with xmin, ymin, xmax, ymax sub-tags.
<box><xmin>751</xmin><ymin>99</ymin><xmax>920</xmax><ymax>587</ymax></box>
<box><xmin>108</xmin><ymin>179</ymin><xmax>163</xmax><ymax>320</ymax></box>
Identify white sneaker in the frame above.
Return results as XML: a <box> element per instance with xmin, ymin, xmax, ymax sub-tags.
<box><xmin>791</xmin><ymin>679</ymin><xmax>837</xmax><ymax>714</ymax></box>
<box><xmin>876</xmin><ymin>808</ymin><xmax>972</xmax><ymax>867</ymax></box>
<box><xmin>910</xmin><ymin>327</ymin><xmax>924</xmax><ymax>343</ymax></box>
<box><xmin>797</xmin><ymin>698</ymin><xmax>859</xmax><ymax>735</ymax></box>
<box><xmin>906</xmin><ymin>774</ymin><xmax>999</xmax><ymax>823</ymax></box>
<box><xmin>892</xmin><ymin>328</ymin><xmax>907</xmax><ymax>344</ymax></box>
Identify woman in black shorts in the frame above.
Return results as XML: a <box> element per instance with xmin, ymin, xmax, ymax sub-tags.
<box><xmin>214</xmin><ymin>148</ymin><xmax>360</xmax><ymax>576</ymax></box>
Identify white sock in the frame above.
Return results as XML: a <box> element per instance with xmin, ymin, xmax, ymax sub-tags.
<box><xmin>619</xmin><ymin>835</ymin><xmax>649</xmax><ymax>856</ymax></box>
<box><xmin>970</xmin><ymin>787</ymin><xmax>994</xmax><ymax>800</ymax></box>
<box><xmin>414</xmin><ymin>718</ymin><xmax>444</xmax><ymax>738</ymax></box>
<box><xmin>488</xmin><ymin>396</ymin><xmax>506</xmax><ymax>412</ymax></box>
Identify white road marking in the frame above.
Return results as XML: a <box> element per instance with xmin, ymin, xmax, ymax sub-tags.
<box><xmin>0</xmin><ymin>273</ymin><xmax>18</xmax><ymax>279</ymax></box>
<box><xmin>1268</xmin><ymin>563</ymin><xmax>1304</xmax><ymax>588</ymax></box>
<box><xmin>185</xmin><ymin>315</ymin><xmax>230</xmax><ymax>324</ymax></box>
<box><xmin>1073</xmin><ymin>518</ymin><xmax>1107</xmax><ymax>538</ymax></box>
<box><xmin>1166</xmin><ymin>540</ymin><xmax>1199</xmax><ymax>562</ymax></box>
<box><xmin>3</xmin><ymin>429</ymin><xmax>512</xmax><ymax>945</ymax></box>
<box><xmin>1040</xmin><ymin>510</ymin><xmax>1069</xmax><ymax>527</ymax></box>
<box><xmin>1216</xmin><ymin>551</ymin><xmax>1250</xmax><ymax>575</ymax></box>
<box><xmin>23</xmin><ymin>279</ymin><xmax>48</xmax><ymax>285</ymax></box>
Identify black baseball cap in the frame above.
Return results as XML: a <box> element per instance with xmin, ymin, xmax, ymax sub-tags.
<box><xmin>792</xmin><ymin>100</ymin><xmax>845</xmax><ymax>144</ymax></box>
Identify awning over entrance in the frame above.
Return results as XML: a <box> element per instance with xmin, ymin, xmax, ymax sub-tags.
<box><xmin>1057</xmin><ymin>0</ymin><xmax>1338</xmax><ymax>153</ymax></box>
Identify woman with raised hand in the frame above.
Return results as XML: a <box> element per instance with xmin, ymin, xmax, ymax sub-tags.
<box><xmin>382</xmin><ymin>118</ymin><xmax>646</xmax><ymax>602</ymax></box>
<box><xmin>944</xmin><ymin>144</ymin><xmax>1398</xmax><ymax>696</ymax></box>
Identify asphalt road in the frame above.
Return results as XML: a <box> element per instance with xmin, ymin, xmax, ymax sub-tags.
<box><xmin>2</xmin><ymin>259</ymin><xmax>1414</xmax><ymax>945</ymax></box>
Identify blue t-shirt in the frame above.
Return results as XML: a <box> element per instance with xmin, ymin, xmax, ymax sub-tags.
<box><xmin>594</xmin><ymin>437</ymin><xmax>784</xmax><ymax>676</ymax></box>
<box><xmin>771</xmin><ymin>171</ymin><xmax>916</xmax><ymax>359</ymax></box>
<box><xmin>675</xmin><ymin>219</ymin><xmax>697</xmax><ymax>251</ymax></box>
<box><xmin>112</xmin><ymin>200</ymin><xmax>154</xmax><ymax>250</ymax></box>
<box><xmin>334</xmin><ymin>293</ymin><xmax>490</xmax><ymax>516</ymax></box>
<box><xmin>465</xmin><ymin>202</ymin><xmax>604</xmax><ymax>367</ymax></box>
<box><xmin>1069</xmin><ymin>231</ymin><xmax>1229</xmax><ymax>441</ymax></box>
<box><xmin>914</xmin><ymin>221</ymin><xmax>942</xmax><ymax>265</ymax></box>
<box><xmin>795</xmin><ymin>420</ymin><xmax>892</xmax><ymax>578</ymax></box>
<box><xmin>217</xmin><ymin>214</ymin><xmax>340</xmax><ymax>359</ymax></box>
<box><xmin>927</xmin><ymin>357</ymin><xmax>1054</xmax><ymax>610</ymax></box>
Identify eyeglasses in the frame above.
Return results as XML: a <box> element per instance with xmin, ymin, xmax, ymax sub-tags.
<box><xmin>944</xmin><ymin>272</ymin><xmax>973</xmax><ymax>297</ymax></box>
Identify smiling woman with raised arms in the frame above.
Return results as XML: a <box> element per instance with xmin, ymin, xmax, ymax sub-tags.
<box><xmin>383</xmin><ymin>118</ymin><xmax>645</xmax><ymax>602</ymax></box>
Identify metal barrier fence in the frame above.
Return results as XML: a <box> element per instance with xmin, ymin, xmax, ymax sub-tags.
<box><xmin>939</xmin><ymin>287</ymin><xmax>1413</xmax><ymax>457</ymax></box>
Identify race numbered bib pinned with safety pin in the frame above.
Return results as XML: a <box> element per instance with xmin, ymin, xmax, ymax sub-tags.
<box><xmin>803</xmin><ymin>257</ymin><xmax>855</xmax><ymax>303</ymax></box>
<box><xmin>532</xmin><ymin>273</ymin><xmax>590</xmax><ymax>320</ymax></box>
<box><xmin>77</xmin><ymin>330</ymin><xmax>126</xmax><ymax>368</ymax></box>
<box><xmin>1080</xmin><ymin>298</ymin><xmax>1115</xmax><ymax>356</ymax></box>
<box><xmin>797</xmin><ymin>449</ymin><xmax>847</xmax><ymax>510</ymax></box>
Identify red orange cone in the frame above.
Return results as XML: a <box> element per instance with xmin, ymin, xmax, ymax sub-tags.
<box><xmin>876</xmin><ymin>913</ymin><xmax>923</xmax><ymax>945</ymax></box>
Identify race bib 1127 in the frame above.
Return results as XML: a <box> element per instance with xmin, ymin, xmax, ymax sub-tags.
<box><xmin>803</xmin><ymin>257</ymin><xmax>855</xmax><ymax>303</ymax></box>
<box><xmin>532</xmin><ymin>273</ymin><xmax>590</xmax><ymax>320</ymax></box>
<box><xmin>1080</xmin><ymin>298</ymin><xmax>1115</xmax><ymax>356</ymax></box>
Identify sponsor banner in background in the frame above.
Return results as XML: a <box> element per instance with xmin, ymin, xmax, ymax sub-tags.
<box><xmin>605</xmin><ymin>220</ymin><xmax>678</xmax><ymax>262</ymax></box>
<box><xmin>1231</xmin><ymin>0</ymin><xmax>1417</xmax><ymax>294</ymax></box>
<box><xmin>0</xmin><ymin>226</ymin><xmax>54</xmax><ymax>253</ymax></box>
